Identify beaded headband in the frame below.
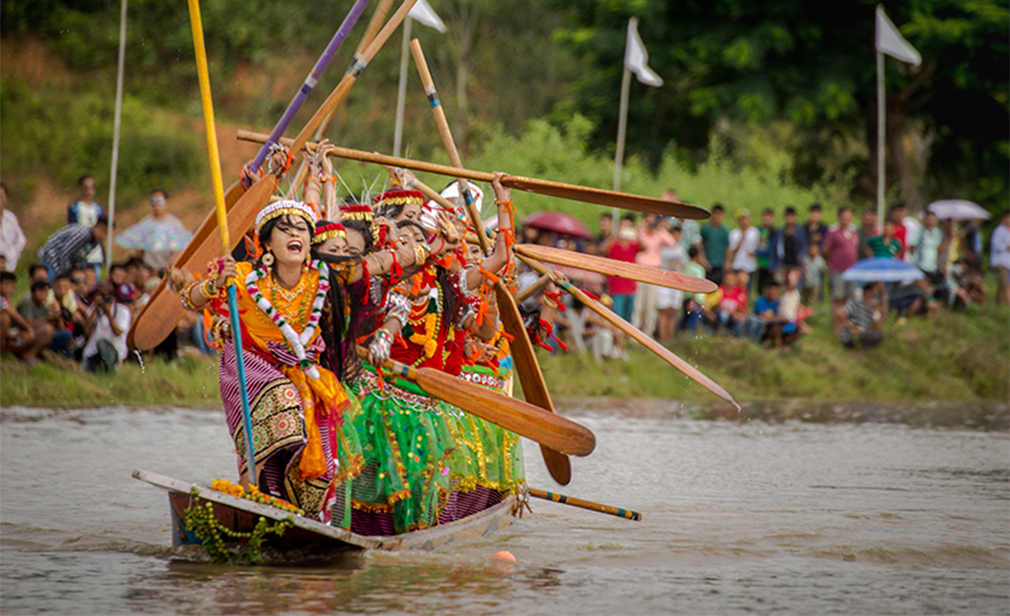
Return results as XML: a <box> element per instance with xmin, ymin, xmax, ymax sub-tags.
<box><xmin>339</xmin><ymin>202</ymin><xmax>374</xmax><ymax>222</ymax></box>
<box><xmin>255</xmin><ymin>200</ymin><xmax>317</xmax><ymax>233</ymax></box>
<box><xmin>312</xmin><ymin>221</ymin><xmax>347</xmax><ymax>245</ymax></box>
<box><xmin>373</xmin><ymin>189</ymin><xmax>426</xmax><ymax>212</ymax></box>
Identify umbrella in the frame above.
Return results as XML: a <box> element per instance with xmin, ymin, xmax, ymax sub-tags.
<box><xmin>927</xmin><ymin>200</ymin><xmax>991</xmax><ymax>221</ymax></box>
<box><xmin>116</xmin><ymin>216</ymin><xmax>193</xmax><ymax>252</ymax></box>
<box><xmin>521</xmin><ymin>210</ymin><xmax>593</xmax><ymax>240</ymax></box>
<box><xmin>840</xmin><ymin>257</ymin><xmax>925</xmax><ymax>283</ymax></box>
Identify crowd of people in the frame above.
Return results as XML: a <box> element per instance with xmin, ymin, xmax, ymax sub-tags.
<box><xmin>517</xmin><ymin>190</ymin><xmax>1010</xmax><ymax>358</ymax></box>
<box><xmin>0</xmin><ymin>177</ymin><xmax>203</xmax><ymax>369</ymax></box>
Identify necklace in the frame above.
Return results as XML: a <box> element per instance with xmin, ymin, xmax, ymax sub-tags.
<box><xmin>272</xmin><ymin>268</ymin><xmax>306</xmax><ymax>302</ymax></box>
<box><xmin>247</xmin><ymin>261</ymin><xmax>330</xmax><ymax>378</ymax></box>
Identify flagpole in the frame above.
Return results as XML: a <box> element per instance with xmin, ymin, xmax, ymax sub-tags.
<box><xmin>876</xmin><ymin>49</ymin><xmax>885</xmax><ymax>234</ymax></box>
<box><xmin>106</xmin><ymin>0</ymin><xmax>127</xmax><ymax>273</ymax></box>
<box><xmin>612</xmin><ymin>64</ymin><xmax>632</xmax><ymax>235</ymax></box>
<box><xmin>393</xmin><ymin>17</ymin><xmax>412</xmax><ymax>157</ymax></box>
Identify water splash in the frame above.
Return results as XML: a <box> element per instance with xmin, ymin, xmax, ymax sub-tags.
<box><xmin>133</xmin><ymin>350</ymin><xmax>146</xmax><ymax>374</ymax></box>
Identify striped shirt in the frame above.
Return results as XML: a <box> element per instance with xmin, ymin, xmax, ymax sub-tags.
<box><xmin>839</xmin><ymin>297</ymin><xmax>876</xmax><ymax>345</ymax></box>
<box><xmin>37</xmin><ymin>224</ymin><xmax>97</xmax><ymax>278</ymax></box>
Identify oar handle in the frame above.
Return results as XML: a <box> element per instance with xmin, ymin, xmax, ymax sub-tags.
<box><xmin>516</xmin><ymin>273</ymin><xmax>553</xmax><ymax>304</ymax></box>
<box><xmin>354</xmin><ymin>345</ymin><xmax>419</xmax><ymax>380</ymax></box>
<box><xmin>289</xmin><ymin>0</ymin><xmax>420</xmax><ymax>156</ymax></box>
<box><xmin>528</xmin><ymin>488</ymin><xmax>642</xmax><ymax>521</ymax></box>
<box><xmin>409</xmin><ymin>38</ymin><xmax>492</xmax><ymax>256</ymax></box>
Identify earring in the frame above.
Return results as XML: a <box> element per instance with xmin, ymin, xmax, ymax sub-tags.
<box><xmin>261</xmin><ymin>251</ymin><xmax>275</xmax><ymax>267</ymax></box>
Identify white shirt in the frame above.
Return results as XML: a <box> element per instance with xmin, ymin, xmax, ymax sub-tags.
<box><xmin>729</xmin><ymin>226</ymin><xmax>760</xmax><ymax>273</ymax></box>
<box><xmin>902</xmin><ymin>215</ymin><xmax>922</xmax><ymax>264</ymax></box>
<box><xmin>83</xmin><ymin>303</ymin><xmax>131</xmax><ymax>362</ymax></box>
<box><xmin>1</xmin><ymin>209</ymin><xmax>27</xmax><ymax>271</ymax></box>
<box><xmin>991</xmin><ymin>223</ymin><xmax>1010</xmax><ymax>270</ymax></box>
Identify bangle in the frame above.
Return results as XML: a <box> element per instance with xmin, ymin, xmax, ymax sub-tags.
<box><xmin>414</xmin><ymin>244</ymin><xmax>429</xmax><ymax>267</ymax></box>
<box><xmin>202</xmin><ymin>278</ymin><xmax>218</xmax><ymax>297</ymax></box>
<box><xmin>180</xmin><ymin>281</ymin><xmax>202</xmax><ymax>311</ymax></box>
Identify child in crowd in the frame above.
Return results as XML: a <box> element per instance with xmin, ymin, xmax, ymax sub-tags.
<box><xmin>802</xmin><ymin>243</ymin><xmax>827</xmax><ymax>304</ymax></box>
<box><xmin>777</xmin><ymin>268</ymin><xmax>812</xmax><ymax>348</ymax></box>
<box><xmin>682</xmin><ymin>246</ymin><xmax>707</xmax><ymax>333</ymax></box>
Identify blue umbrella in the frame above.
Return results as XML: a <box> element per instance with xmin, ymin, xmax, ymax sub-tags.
<box><xmin>841</xmin><ymin>257</ymin><xmax>925</xmax><ymax>283</ymax></box>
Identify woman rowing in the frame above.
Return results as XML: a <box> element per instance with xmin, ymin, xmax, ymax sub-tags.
<box><xmin>176</xmin><ymin>181</ymin><xmax>460</xmax><ymax>523</ymax></box>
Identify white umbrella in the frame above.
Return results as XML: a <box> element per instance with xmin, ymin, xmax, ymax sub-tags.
<box><xmin>927</xmin><ymin>200</ymin><xmax>991</xmax><ymax>221</ymax></box>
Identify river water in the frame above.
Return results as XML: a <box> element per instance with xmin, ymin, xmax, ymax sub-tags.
<box><xmin>1</xmin><ymin>401</ymin><xmax>1007</xmax><ymax>615</ymax></box>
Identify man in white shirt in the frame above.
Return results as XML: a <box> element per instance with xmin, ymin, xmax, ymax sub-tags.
<box><xmin>82</xmin><ymin>282</ymin><xmax>131</xmax><ymax>374</ymax></box>
<box><xmin>728</xmin><ymin>209</ymin><xmax>761</xmax><ymax>295</ymax></box>
<box><xmin>991</xmin><ymin>211</ymin><xmax>1010</xmax><ymax>305</ymax></box>
<box><xmin>0</xmin><ymin>183</ymin><xmax>27</xmax><ymax>272</ymax></box>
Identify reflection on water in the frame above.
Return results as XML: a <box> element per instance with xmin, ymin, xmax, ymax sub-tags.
<box><xmin>1</xmin><ymin>402</ymin><xmax>1008</xmax><ymax>615</ymax></box>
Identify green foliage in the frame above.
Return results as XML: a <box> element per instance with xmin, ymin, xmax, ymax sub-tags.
<box><xmin>0</xmin><ymin>75</ymin><xmax>202</xmax><ymax>209</ymax></box>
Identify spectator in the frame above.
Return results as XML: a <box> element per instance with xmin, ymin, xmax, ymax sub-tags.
<box><xmin>888</xmin><ymin>203</ymin><xmax>910</xmax><ymax>259</ymax></box>
<box><xmin>916</xmin><ymin>211</ymin><xmax>949</xmax><ymax>302</ymax></box>
<box><xmin>777</xmin><ymin>268</ymin><xmax>812</xmax><ymax>347</ymax></box>
<box><xmin>755</xmin><ymin>209</ymin><xmax>777</xmax><ymax>294</ymax></box>
<box><xmin>37</xmin><ymin>215</ymin><xmax>109</xmax><ymax>282</ymax></box>
<box><xmin>632</xmin><ymin>213</ymin><xmax>676</xmax><ymax>337</ymax></box>
<box><xmin>728</xmin><ymin>209</ymin><xmax>760</xmax><ymax>295</ymax></box>
<box><xmin>947</xmin><ymin>259</ymin><xmax>986</xmax><ymax>309</ymax></box>
<box><xmin>133</xmin><ymin>189</ymin><xmax>189</xmax><ymax>274</ymax></box>
<box><xmin>605</xmin><ymin>227</ymin><xmax>641</xmax><ymax>322</ymax></box>
<box><xmin>682</xmin><ymin>246</ymin><xmax>707</xmax><ymax>333</ymax></box>
<box><xmin>804</xmin><ymin>203</ymin><xmax>830</xmax><ymax>248</ymax></box>
<box><xmin>961</xmin><ymin>218</ymin><xmax>984</xmax><ymax>270</ymax></box>
<box><xmin>867</xmin><ymin>219</ymin><xmax>901</xmax><ymax>258</ymax></box>
<box><xmin>772</xmin><ymin>206</ymin><xmax>808</xmax><ymax>274</ymax></box>
<box><xmin>82</xmin><ymin>281</ymin><xmax>131</xmax><ymax>374</ymax></box>
<box><xmin>594</xmin><ymin>213</ymin><xmax>613</xmax><ymax>247</ymax></box>
<box><xmin>67</xmin><ymin>175</ymin><xmax>105</xmax><ymax>275</ymax></box>
<box><xmin>656</xmin><ymin>222</ymin><xmax>688</xmax><ymax>342</ymax></box>
<box><xmin>715</xmin><ymin>270</ymin><xmax>748</xmax><ymax>335</ymax></box>
<box><xmin>836</xmin><ymin>282</ymin><xmax>886</xmax><ymax>352</ymax></box>
<box><xmin>664</xmin><ymin>189</ymin><xmax>702</xmax><ymax>261</ymax></box>
<box><xmin>802</xmin><ymin>243</ymin><xmax>828</xmax><ymax>305</ymax></box>
<box><xmin>857</xmin><ymin>208</ymin><xmax>879</xmax><ymax>259</ymax></box>
<box><xmin>1</xmin><ymin>272</ymin><xmax>45</xmax><ymax>362</ymax></box>
<box><xmin>892</xmin><ymin>278</ymin><xmax>940</xmax><ymax>318</ymax></box>
<box><xmin>990</xmin><ymin>211</ymin><xmax>1010</xmax><ymax>305</ymax></box>
<box><xmin>747</xmin><ymin>279</ymin><xmax>784</xmax><ymax>345</ymax></box>
<box><xmin>900</xmin><ymin>204</ymin><xmax>922</xmax><ymax>264</ymax></box>
<box><xmin>700</xmin><ymin>204</ymin><xmax>730</xmax><ymax>285</ymax></box>
<box><xmin>53</xmin><ymin>274</ymin><xmax>85</xmax><ymax>328</ymax></box>
<box><xmin>823</xmin><ymin>206</ymin><xmax>860</xmax><ymax>314</ymax></box>
<box><xmin>17</xmin><ymin>280</ymin><xmax>66</xmax><ymax>360</ymax></box>
<box><xmin>0</xmin><ymin>183</ymin><xmax>27</xmax><ymax>272</ymax></box>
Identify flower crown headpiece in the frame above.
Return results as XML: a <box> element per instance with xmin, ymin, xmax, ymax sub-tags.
<box><xmin>312</xmin><ymin>221</ymin><xmax>347</xmax><ymax>245</ymax></box>
<box><xmin>373</xmin><ymin>189</ymin><xmax>426</xmax><ymax>212</ymax></box>
<box><xmin>339</xmin><ymin>202</ymin><xmax>374</xmax><ymax>222</ymax></box>
<box><xmin>255</xmin><ymin>200</ymin><xmax>318</xmax><ymax>234</ymax></box>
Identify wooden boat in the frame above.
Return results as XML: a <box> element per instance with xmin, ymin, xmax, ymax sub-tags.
<box><xmin>133</xmin><ymin>469</ymin><xmax>521</xmax><ymax>555</ymax></box>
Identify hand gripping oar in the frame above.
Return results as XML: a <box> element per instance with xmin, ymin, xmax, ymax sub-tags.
<box><xmin>527</xmin><ymin>488</ymin><xmax>642</xmax><ymax>521</ymax></box>
<box><xmin>514</xmin><ymin>244</ymin><xmax>717</xmax><ymax>294</ymax></box>
<box><xmin>355</xmin><ymin>348</ymin><xmax>596</xmax><ymax>456</ymax></box>
<box><xmin>517</xmin><ymin>255</ymin><xmax>739</xmax><ymax>407</ymax></box>
<box><xmin>188</xmin><ymin>0</ymin><xmax>258</xmax><ymax>486</ymax></box>
<box><xmin>236</xmin><ymin>131</ymin><xmax>710</xmax><ymax>220</ymax></box>
<box><xmin>409</xmin><ymin>40</ymin><xmax>573</xmax><ymax>487</ymax></box>
<box><xmin>129</xmin><ymin>2</ymin><xmax>370</xmax><ymax>350</ymax></box>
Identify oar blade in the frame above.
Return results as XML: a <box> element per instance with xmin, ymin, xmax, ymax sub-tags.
<box><xmin>495</xmin><ymin>281</ymin><xmax>572</xmax><ymax>485</ymax></box>
<box><xmin>503</xmin><ymin>176</ymin><xmax>709</xmax><ymax>220</ymax></box>
<box><xmin>515</xmin><ymin>244</ymin><xmax>717</xmax><ymax>294</ymax></box>
<box><xmin>130</xmin><ymin>175</ymin><xmax>275</xmax><ymax>349</ymax></box>
<box><xmin>414</xmin><ymin>365</ymin><xmax>596</xmax><ymax>457</ymax></box>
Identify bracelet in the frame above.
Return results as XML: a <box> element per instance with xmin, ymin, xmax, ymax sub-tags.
<box><xmin>180</xmin><ymin>281</ymin><xmax>203</xmax><ymax>311</ymax></box>
<box><xmin>413</xmin><ymin>244</ymin><xmax>429</xmax><ymax>267</ymax></box>
<box><xmin>202</xmin><ymin>278</ymin><xmax>219</xmax><ymax>297</ymax></box>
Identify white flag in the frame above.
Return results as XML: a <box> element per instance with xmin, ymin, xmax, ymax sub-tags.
<box><xmin>624</xmin><ymin>17</ymin><xmax>663</xmax><ymax>87</ymax></box>
<box><xmin>409</xmin><ymin>0</ymin><xmax>447</xmax><ymax>33</ymax></box>
<box><xmin>875</xmin><ymin>5</ymin><xmax>921</xmax><ymax>66</ymax></box>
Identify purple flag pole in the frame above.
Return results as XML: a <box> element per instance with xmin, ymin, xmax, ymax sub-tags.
<box><xmin>245</xmin><ymin>0</ymin><xmax>371</xmax><ymax>181</ymax></box>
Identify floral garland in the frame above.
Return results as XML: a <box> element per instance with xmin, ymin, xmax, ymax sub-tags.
<box><xmin>246</xmin><ymin>260</ymin><xmax>330</xmax><ymax>379</ymax></box>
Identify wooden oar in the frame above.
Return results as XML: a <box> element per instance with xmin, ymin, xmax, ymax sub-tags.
<box><xmin>236</xmin><ymin>130</ymin><xmax>710</xmax><ymax>220</ymax></box>
<box><xmin>356</xmin><ymin>348</ymin><xmax>595</xmax><ymax>456</ymax></box>
<box><xmin>129</xmin><ymin>176</ymin><xmax>276</xmax><ymax>350</ymax></box>
<box><xmin>285</xmin><ymin>0</ymin><xmax>395</xmax><ymax>197</ymax></box>
<box><xmin>515</xmin><ymin>244</ymin><xmax>717</xmax><ymax>294</ymax></box>
<box><xmin>516</xmin><ymin>274</ymin><xmax>553</xmax><ymax>304</ymax></box>
<box><xmin>409</xmin><ymin>40</ymin><xmax>572</xmax><ymax>486</ymax></box>
<box><xmin>528</xmin><ymin>488</ymin><xmax>642</xmax><ymax>521</ymax></box>
<box><xmin>188</xmin><ymin>0</ymin><xmax>258</xmax><ymax>485</ymax></box>
<box><xmin>517</xmin><ymin>255</ymin><xmax>738</xmax><ymax>407</ymax></box>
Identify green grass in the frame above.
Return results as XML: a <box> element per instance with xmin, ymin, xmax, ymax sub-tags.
<box><xmin>0</xmin><ymin>355</ymin><xmax>220</xmax><ymax>408</ymax></box>
<box><xmin>535</xmin><ymin>301</ymin><xmax>1010</xmax><ymax>404</ymax></box>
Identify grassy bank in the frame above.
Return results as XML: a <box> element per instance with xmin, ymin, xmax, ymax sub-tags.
<box><xmin>2</xmin><ymin>302</ymin><xmax>1006</xmax><ymax>410</ymax></box>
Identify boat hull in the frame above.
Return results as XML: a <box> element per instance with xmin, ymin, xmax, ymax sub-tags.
<box><xmin>135</xmin><ymin>469</ymin><xmax>519</xmax><ymax>554</ymax></box>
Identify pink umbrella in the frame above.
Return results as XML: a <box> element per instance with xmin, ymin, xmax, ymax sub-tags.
<box><xmin>521</xmin><ymin>210</ymin><xmax>594</xmax><ymax>240</ymax></box>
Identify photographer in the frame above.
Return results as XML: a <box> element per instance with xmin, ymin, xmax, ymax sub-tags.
<box><xmin>81</xmin><ymin>282</ymin><xmax>131</xmax><ymax>374</ymax></box>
